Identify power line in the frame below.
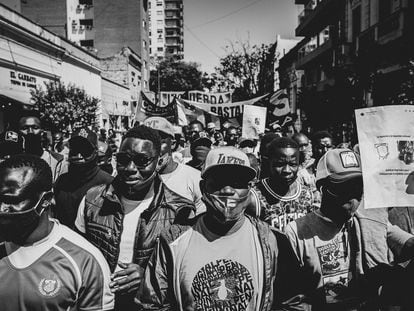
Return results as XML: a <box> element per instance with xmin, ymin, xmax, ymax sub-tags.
<box><xmin>184</xmin><ymin>24</ymin><xmax>221</xmax><ymax>59</ymax></box>
<box><xmin>190</xmin><ymin>0</ymin><xmax>267</xmax><ymax>30</ymax></box>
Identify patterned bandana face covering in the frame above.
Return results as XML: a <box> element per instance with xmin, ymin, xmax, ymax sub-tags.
<box><xmin>203</xmin><ymin>191</ymin><xmax>250</xmax><ymax>224</ymax></box>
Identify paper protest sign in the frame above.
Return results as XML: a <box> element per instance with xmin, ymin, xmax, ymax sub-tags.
<box><xmin>356</xmin><ymin>105</ymin><xmax>414</xmax><ymax>209</ymax></box>
<box><xmin>242</xmin><ymin>105</ymin><xmax>267</xmax><ymax>139</ymax></box>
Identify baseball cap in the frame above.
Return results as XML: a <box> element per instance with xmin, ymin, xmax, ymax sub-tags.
<box><xmin>0</xmin><ymin>131</ymin><xmax>24</xmax><ymax>157</ymax></box>
<box><xmin>143</xmin><ymin>117</ymin><xmax>174</xmax><ymax>138</ymax></box>
<box><xmin>316</xmin><ymin>148</ymin><xmax>362</xmax><ymax>184</ymax></box>
<box><xmin>206</xmin><ymin>122</ymin><xmax>216</xmax><ymax>130</ymax></box>
<box><xmin>201</xmin><ymin>146</ymin><xmax>256</xmax><ymax>182</ymax></box>
<box><xmin>191</xmin><ymin>136</ymin><xmax>212</xmax><ymax>149</ymax></box>
<box><xmin>70</xmin><ymin>127</ymin><xmax>98</xmax><ymax>147</ymax></box>
<box><xmin>238</xmin><ymin>137</ymin><xmax>256</xmax><ymax>148</ymax></box>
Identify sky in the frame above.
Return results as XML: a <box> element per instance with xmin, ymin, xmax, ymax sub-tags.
<box><xmin>183</xmin><ymin>0</ymin><xmax>300</xmax><ymax>73</ymax></box>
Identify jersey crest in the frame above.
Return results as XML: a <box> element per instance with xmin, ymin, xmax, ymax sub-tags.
<box><xmin>38</xmin><ymin>276</ymin><xmax>62</xmax><ymax>297</ymax></box>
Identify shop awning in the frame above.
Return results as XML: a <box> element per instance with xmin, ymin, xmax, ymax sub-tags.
<box><xmin>0</xmin><ymin>94</ymin><xmax>31</xmax><ymax>110</ymax></box>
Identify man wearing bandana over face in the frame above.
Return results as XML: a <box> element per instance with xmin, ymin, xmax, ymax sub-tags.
<box><xmin>53</xmin><ymin>127</ymin><xmax>113</xmax><ymax>227</ymax></box>
<box><xmin>19</xmin><ymin>114</ymin><xmax>66</xmax><ymax>182</ymax></box>
<box><xmin>74</xmin><ymin>126</ymin><xmax>194</xmax><ymax>310</ymax></box>
<box><xmin>136</xmin><ymin>146</ymin><xmax>308</xmax><ymax>311</ymax></box>
<box><xmin>0</xmin><ymin>154</ymin><xmax>114</xmax><ymax>311</ymax></box>
<box><xmin>144</xmin><ymin>117</ymin><xmax>205</xmax><ymax>216</ymax></box>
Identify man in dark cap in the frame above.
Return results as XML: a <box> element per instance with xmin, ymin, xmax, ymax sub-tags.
<box><xmin>186</xmin><ymin>136</ymin><xmax>212</xmax><ymax>171</ymax></box>
<box><xmin>53</xmin><ymin>127</ymin><xmax>113</xmax><ymax>227</ymax></box>
<box><xmin>0</xmin><ymin>131</ymin><xmax>24</xmax><ymax>162</ymax></box>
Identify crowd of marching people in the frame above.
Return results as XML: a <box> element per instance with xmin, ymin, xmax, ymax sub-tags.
<box><xmin>1</xmin><ymin>111</ymin><xmax>414</xmax><ymax>311</ymax></box>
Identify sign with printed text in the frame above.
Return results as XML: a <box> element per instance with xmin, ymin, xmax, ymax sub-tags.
<box><xmin>356</xmin><ymin>105</ymin><xmax>414</xmax><ymax>209</ymax></box>
<box><xmin>242</xmin><ymin>105</ymin><xmax>266</xmax><ymax>139</ymax></box>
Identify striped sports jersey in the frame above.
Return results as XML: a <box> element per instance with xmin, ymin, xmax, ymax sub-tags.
<box><xmin>0</xmin><ymin>219</ymin><xmax>114</xmax><ymax>311</ymax></box>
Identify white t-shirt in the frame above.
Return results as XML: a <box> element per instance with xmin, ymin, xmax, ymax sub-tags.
<box><xmin>160</xmin><ymin>163</ymin><xmax>206</xmax><ymax>215</ymax></box>
<box><xmin>75</xmin><ymin>186</ymin><xmax>154</xmax><ymax>271</ymax></box>
<box><xmin>179</xmin><ymin>216</ymin><xmax>263</xmax><ymax>311</ymax></box>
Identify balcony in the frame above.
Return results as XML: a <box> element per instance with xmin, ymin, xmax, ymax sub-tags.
<box><xmin>165</xmin><ymin>22</ymin><xmax>181</xmax><ymax>29</ymax></box>
<box><xmin>297</xmin><ymin>39</ymin><xmax>333</xmax><ymax>69</ymax></box>
<box><xmin>165</xmin><ymin>14</ymin><xmax>181</xmax><ymax>20</ymax></box>
<box><xmin>295</xmin><ymin>0</ymin><xmax>340</xmax><ymax>37</ymax></box>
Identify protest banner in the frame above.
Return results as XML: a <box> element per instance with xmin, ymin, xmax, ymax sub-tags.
<box><xmin>159</xmin><ymin>91</ymin><xmax>185</xmax><ymax>107</ymax></box>
<box><xmin>178</xmin><ymin>94</ymin><xmax>268</xmax><ymax>119</ymax></box>
<box><xmin>188</xmin><ymin>90</ymin><xmax>232</xmax><ymax>104</ymax></box>
<box><xmin>135</xmin><ymin>92</ymin><xmax>176</xmax><ymax>123</ymax></box>
<box><xmin>242</xmin><ymin>105</ymin><xmax>267</xmax><ymax>139</ymax></box>
<box><xmin>176</xmin><ymin>97</ymin><xmax>206</xmax><ymax>126</ymax></box>
<box><xmin>355</xmin><ymin>105</ymin><xmax>414</xmax><ymax>209</ymax></box>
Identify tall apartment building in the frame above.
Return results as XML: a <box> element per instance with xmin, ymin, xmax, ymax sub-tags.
<box><xmin>19</xmin><ymin>0</ymin><xmax>150</xmax><ymax>90</ymax></box>
<box><xmin>148</xmin><ymin>0</ymin><xmax>184</xmax><ymax>62</ymax></box>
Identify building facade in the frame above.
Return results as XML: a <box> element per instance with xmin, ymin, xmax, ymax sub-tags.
<box><xmin>279</xmin><ymin>0</ymin><xmax>413</xmax><ymax>136</ymax></box>
<box><xmin>148</xmin><ymin>0</ymin><xmax>184</xmax><ymax>62</ymax></box>
<box><xmin>100</xmin><ymin>47</ymin><xmax>142</xmax><ymax>131</ymax></box>
<box><xmin>20</xmin><ymin>0</ymin><xmax>150</xmax><ymax>91</ymax></box>
<box><xmin>0</xmin><ymin>3</ymin><xmax>101</xmax><ymax>131</ymax></box>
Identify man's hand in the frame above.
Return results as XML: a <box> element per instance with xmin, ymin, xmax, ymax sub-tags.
<box><xmin>109</xmin><ymin>262</ymin><xmax>143</xmax><ymax>295</ymax></box>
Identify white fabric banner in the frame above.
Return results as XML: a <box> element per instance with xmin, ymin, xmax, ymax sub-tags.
<box><xmin>188</xmin><ymin>90</ymin><xmax>232</xmax><ymax>104</ymax></box>
<box><xmin>242</xmin><ymin>105</ymin><xmax>267</xmax><ymax>139</ymax></box>
<box><xmin>355</xmin><ymin>105</ymin><xmax>414</xmax><ymax>209</ymax></box>
<box><xmin>179</xmin><ymin>94</ymin><xmax>268</xmax><ymax>119</ymax></box>
<box><xmin>159</xmin><ymin>91</ymin><xmax>185</xmax><ymax>107</ymax></box>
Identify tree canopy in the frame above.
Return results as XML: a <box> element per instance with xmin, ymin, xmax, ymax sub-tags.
<box><xmin>150</xmin><ymin>59</ymin><xmax>205</xmax><ymax>92</ymax></box>
<box><xmin>30</xmin><ymin>81</ymin><xmax>99</xmax><ymax>132</ymax></box>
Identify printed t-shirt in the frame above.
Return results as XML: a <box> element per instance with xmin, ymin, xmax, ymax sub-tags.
<box><xmin>160</xmin><ymin>163</ymin><xmax>206</xmax><ymax>215</ymax></box>
<box><xmin>254</xmin><ymin>178</ymin><xmax>315</xmax><ymax>231</ymax></box>
<box><xmin>285</xmin><ymin>210</ymin><xmax>361</xmax><ymax>310</ymax></box>
<box><xmin>0</xmin><ymin>220</ymin><xmax>114</xmax><ymax>311</ymax></box>
<box><xmin>178</xmin><ymin>215</ymin><xmax>263</xmax><ymax>311</ymax></box>
<box><xmin>75</xmin><ymin>185</ymin><xmax>154</xmax><ymax>271</ymax></box>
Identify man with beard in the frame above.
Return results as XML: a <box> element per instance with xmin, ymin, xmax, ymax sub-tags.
<box><xmin>285</xmin><ymin>149</ymin><xmax>414</xmax><ymax>310</ymax></box>
<box><xmin>144</xmin><ymin>117</ymin><xmax>205</xmax><ymax>215</ymax></box>
<box><xmin>0</xmin><ymin>154</ymin><xmax>114</xmax><ymax>311</ymax></box>
<box><xmin>254</xmin><ymin>137</ymin><xmax>316</xmax><ymax>230</ymax></box>
<box><xmin>18</xmin><ymin>114</ymin><xmax>65</xmax><ymax>182</ymax></box>
<box><xmin>54</xmin><ymin>128</ymin><xmax>113</xmax><ymax>227</ymax></box>
<box><xmin>136</xmin><ymin>146</ymin><xmax>307</xmax><ymax>310</ymax></box>
<box><xmin>75</xmin><ymin>125</ymin><xmax>194</xmax><ymax>310</ymax></box>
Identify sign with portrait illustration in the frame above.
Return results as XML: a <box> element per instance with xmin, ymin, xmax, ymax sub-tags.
<box><xmin>242</xmin><ymin>105</ymin><xmax>266</xmax><ymax>139</ymax></box>
<box><xmin>356</xmin><ymin>106</ymin><xmax>414</xmax><ymax>209</ymax></box>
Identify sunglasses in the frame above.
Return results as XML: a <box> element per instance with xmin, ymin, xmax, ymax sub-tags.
<box><xmin>116</xmin><ymin>152</ymin><xmax>155</xmax><ymax>168</ymax></box>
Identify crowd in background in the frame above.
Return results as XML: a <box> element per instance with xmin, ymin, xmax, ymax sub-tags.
<box><xmin>1</xmin><ymin>112</ymin><xmax>414</xmax><ymax>311</ymax></box>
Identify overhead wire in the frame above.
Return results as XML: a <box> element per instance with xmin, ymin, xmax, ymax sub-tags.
<box><xmin>189</xmin><ymin>0</ymin><xmax>267</xmax><ymax>30</ymax></box>
<box><xmin>184</xmin><ymin>24</ymin><xmax>221</xmax><ymax>59</ymax></box>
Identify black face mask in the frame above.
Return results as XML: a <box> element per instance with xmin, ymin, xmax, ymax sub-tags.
<box><xmin>0</xmin><ymin>193</ymin><xmax>47</xmax><ymax>245</ymax></box>
<box><xmin>24</xmin><ymin>133</ymin><xmax>43</xmax><ymax>156</ymax></box>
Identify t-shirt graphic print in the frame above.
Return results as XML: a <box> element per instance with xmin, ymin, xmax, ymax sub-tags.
<box><xmin>178</xmin><ymin>216</ymin><xmax>263</xmax><ymax>311</ymax></box>
<box><xmin>316</xmin><ymin>235</ymin><xmax>351</xmax><ymax>305</ymax></box>
<box><xmin>191</xmin><ymin>259</ymin><xmax>254</xmax><ymax>310</ymax></box>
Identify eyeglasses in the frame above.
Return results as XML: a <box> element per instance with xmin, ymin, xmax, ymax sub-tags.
<box><xmin>116</xmin><ymin>152</ymin><xmax>155</xmax><ymax>168</ymax></box>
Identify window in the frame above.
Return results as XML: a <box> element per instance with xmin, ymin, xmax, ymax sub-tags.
<box><xmin>143</xmin><ymin>40</ymin><xmax>147</xmax><ymax>48</ymax></box>
<box><xmin>156</xmin><ymin>1</ymin><xmax>162</xmax><ymax>6</ymax></box>
<box><xmin>157</xmin><ymin>37</ymin><xmax>163</xmax><ymax>43</ymax></box>
<box><xmin>79</xmin><ymin>0</ymin><xmax>93</xmax><ymax>5</ymax></box>
<box><xmin>157</xmin><ymin>29</ymin><xmax>163</xmax><ymax>34</ymax></box>
<box><xmin>79</xmin><ymin>19</ymin><xmax>93</xmax><ymax>29</ymax></box>
<box><xmin>157</xmin><ymin>47</ymin><xmax>163</xmax><ymax>51</ymax></box>
<box><xmin>352</xmin><ymin>6</ymin><xmax>361</xmax><ymax>38</ymax></box>
<box><xmin>80</xmin><ymin>39</ymin><xmax>94</xmax><ymax>47</ymax></box>
<box><xmin>157</xmin><ymin>10</ymin><xmax>163</xmax><ymax>15</ymax></box>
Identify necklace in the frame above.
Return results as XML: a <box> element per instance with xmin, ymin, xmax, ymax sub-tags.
<box><xmin>262</xmin><ymin>178</ymin><xmax>301</xmax><ymax>201</ymax></box>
